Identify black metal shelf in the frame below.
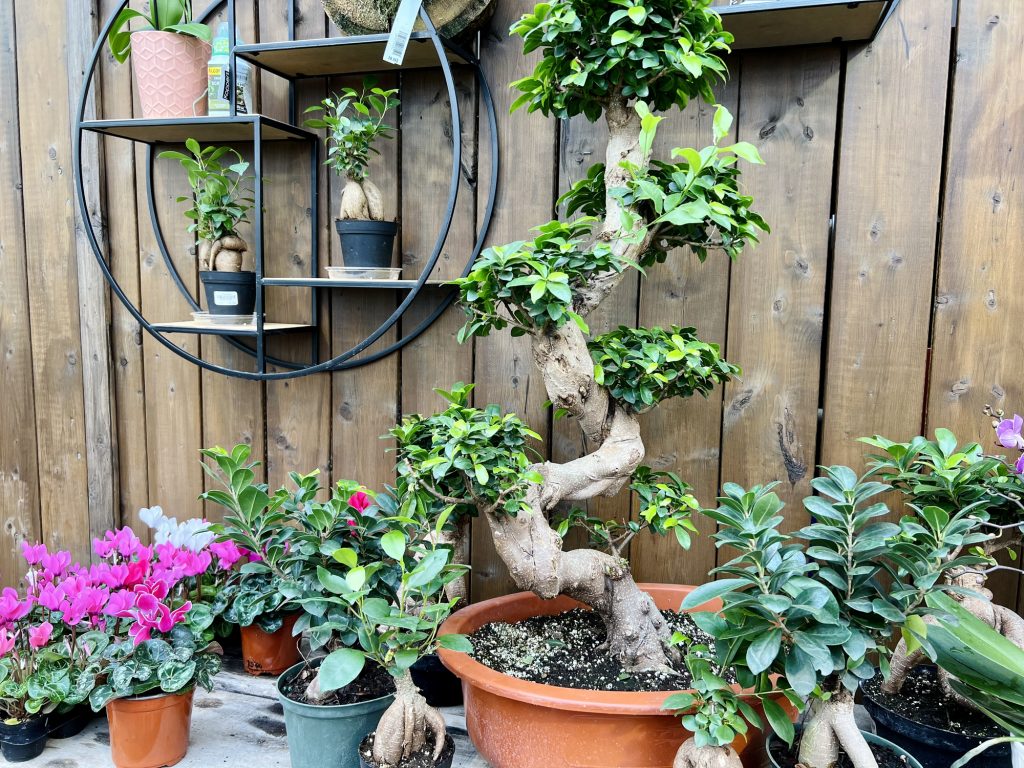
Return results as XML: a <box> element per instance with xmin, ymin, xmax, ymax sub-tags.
<box><xmin>235</xmin><ymin>32</ymin><xmax>469</xmax><ymax>79</ymax></box>
<box><xmin>262</xmin><ymin>277</ymin><xmax>454</xmax><ymax>290</ymax></box>
<box><xmin>81</xmin><ymin>115</ymin><xmax>316</xmax><ymax>144</ymax></box>
<box><xmin>714</xmin><ymin>0</ymin><xmax>899</xmax><ymax>50</ymax></box>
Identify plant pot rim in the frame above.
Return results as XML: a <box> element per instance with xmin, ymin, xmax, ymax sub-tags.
<box><xmin>276</xmin><ymin>660</ymin><xmax>395</xmax><ymax>716</ymax></box>
<box><xmin>437</xmin><ymin>582</ymin><xmax>754</xmax><ymax>716</ymax></box>
<box><xmin>114</xmin><ymin>687</ymin><xmax>195</xmax><ymax>704</ymax></box>
<box><xmin>766</xmin><ymin>728</ymin><xmax>924</xmax><ymax>768</ymax></box>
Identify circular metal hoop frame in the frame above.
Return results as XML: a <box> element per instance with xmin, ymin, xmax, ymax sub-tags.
<box><xmin>74</xmin><ymin>0</ymin><xmax>499</xmax><ymax>380</ymax></box>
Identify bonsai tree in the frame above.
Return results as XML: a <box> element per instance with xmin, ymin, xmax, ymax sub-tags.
<box><xmin>107</xmin><ymin>0</ymin><xmax>211</xmax><ymax>63</ymax></box>
<box><xmin>159</xmin><ymin>140</ymin><xmax>254</xmax><ymax>273</ymax></box>
<box><xmin>305</xmin><ymin>79</ymin><xmax>400</xmax><ymax>224</ymax></box>
<box><xmin>393</xmin><ymin>0</ymin><xmax>767</xmax><ymax>673</ymax></box>
<box><xmin>861</xmin><ymin>425</ymin><xmax>1024</xmax><ymax>698</ymax></box>
<box><xmin>681</xmin><ymin>467</ymin><xmax>982</xmax><ymax>768</ymax></box>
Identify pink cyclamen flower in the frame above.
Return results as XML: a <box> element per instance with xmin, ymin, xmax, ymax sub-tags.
<box><xmin>0</xmin><ymin>631</ymin><xmax>15</xmax><ymax>657</ymax></box>
<box><xmin>996</xmin><ymin>415</ymin><xmax>1024</xmax><ymax>450</ymax></box>
<box><xmin>20</xmin><ymin>542</ymin><xmax>47</xmax><ymax>567</ymax></box>
<box><xmin>28</xmin><ymin>622</ymin><xmax>53</xmax><ymax>649</ymax></box>
<box><xmin>103</xmin><ymin>589</ymin><xmax>136</xmax><ymax>618</ymax></box>
<box><xmin>0</xmin><ymin>588</ymin><xmax>31</xmax><ymax>623</ymax></box>
<box><xmin>40</xmin><ymin>550</ymin><xmax>72</xmax><ymax>579</ymax></box>
<box><xmin>348</xmin><ymin>491</ymin><xmax>371</xmax><ymax>513</ymax></box>
<box><xmin>209</xmin><ymin>541</ymin><xmax>245</xmax><ymax>571</ymax></box>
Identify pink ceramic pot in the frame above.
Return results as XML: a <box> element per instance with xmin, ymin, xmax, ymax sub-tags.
<box><xmin>131</xmin><ymin>31</ymin><xmax>210</xmax><ymax>119</ymax></box>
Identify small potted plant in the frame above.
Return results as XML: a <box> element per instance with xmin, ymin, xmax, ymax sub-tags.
<box><xmin>160</xmin><ymin>141</ymin><xmax>256</xmax><ymax>316</ymax></box>
<box><xmin>304</xmin><ymin>79</ymin><xmax>401</xmax><ymax>271</ymax></box>
<box><xmin>107</xmin><ymin>0</ymin><xmax>212</xmax><ymax>118</ymax></box>
<box><xmin>682</xmin><ymin>466</ymin><xmax>982</xmax><ymax>768</ymax></box>
<box><xmin>204</xmin><ymin>445</ymin><xmax>396</xmax><ymax>768</ymax></box>
<box><xmin>87</xmin><ymin>526</ymin><xmax>223</xmax><ymax>768</ymax></box>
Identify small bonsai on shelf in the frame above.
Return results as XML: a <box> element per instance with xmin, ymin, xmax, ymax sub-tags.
<box><xmin>682</xmin><ymin>467</ymin><xmax>983</xmax><ymax>768</ymax></box>
<box><xmin>305</xmin><ymin>78</ymin><xmax>401</xmax><ymax>269</ymax></box>
<box><xmin>160</xmin><ymin>140</ymin><xmax>256</xmax><ymax>314</ymax></box>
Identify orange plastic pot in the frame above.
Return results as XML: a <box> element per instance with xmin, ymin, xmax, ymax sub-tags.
<box><xmin>437</xmin><ymin>583</ymin><xmax>796</xmax><ymax>768</ymax></box>
<box><xmin>240</xmin><ymin>613</ymin><xmax>301</xmax><ymax>676</ymax></box>
<box><xmin>106</xmin><ymin>689</ymin><xmax>193</xmax><ymax>768</ymax></box>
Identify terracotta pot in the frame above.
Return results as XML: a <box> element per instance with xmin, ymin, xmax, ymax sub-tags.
<box><xmin>241</xmin><ymin>613</ymin><xmax>301</xmax><ymax>676</ymax></box>
<box><xmin>130</xmin><ymin>31</ymin><xmax>210</xmax><ymax>119</ymax></box>
<box><xmin>437</xmin><ymin>583</ymin><xmax>796</xmax><ymax>768</ymax></box>
<box><xmin>106</xmin><ymin>689</ymin><xmax>194</xmax><ymax>768</ymax></box>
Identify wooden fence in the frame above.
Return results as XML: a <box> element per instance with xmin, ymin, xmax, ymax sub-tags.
<box><xmin>2</xmin><ymin>0</ymin><xmax>1022</xmax><ymax>609</ymax></box>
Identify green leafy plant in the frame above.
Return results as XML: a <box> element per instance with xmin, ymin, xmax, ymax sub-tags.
<box><xmin>107</xmin><ymin>0</ymin><xmax>212</xmax><ymax>63</ymax></box>
<box><xmin>159</xmin><ymin>141</ymin><xmax>253</xmax><ymax>271</ymax></box>
<box><xmin>682</xmin><ymin>467</ymin><xmax>986</xmax><ymax>768</ymax></box>
<box><xmin>925</xmin><ymin>592</ymin><xmax>1024</xmax><ymax>768</ymax></box>
<box><xmin>304</xmin><ymin>78</ymin><xmax>400</xmax><ymax>221</ymax></box>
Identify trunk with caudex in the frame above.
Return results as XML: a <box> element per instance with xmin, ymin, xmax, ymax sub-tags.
<box><xmin>672</xmin><ymin>739</ymin><xmax>742</xmax><ymax>768</ymax></box>
<box><xmin>882</xmin><ymin>566</ymin><xmax>1024</xmax><ymax>701</ymax></box>
<box><xmin>339</xmin><ymin>175</ymin><xmax>385</xmax><ymax>221</ymax></box>
<box><xmin>371</xmin><ymin>671</ymin><xmax>446</xmax><ymax>767</ymax></box>
<box><xmin>472</xmin><ymin>98</ymin><xmax>678</xmax><ymax>672</ymax></box>
<box><xmin>799</xmin><ymin>690</ymin><xmax>877</xmax><ymax>768</ymax></box>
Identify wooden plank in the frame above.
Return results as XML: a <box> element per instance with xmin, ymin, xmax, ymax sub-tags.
<box><xmin>631</xmin><ymin>75</ymin><xmax>739</xmax><ymax>586</ymax></box>
<box><xmin>197</xmin><ymin>3</ymin><xmax>266</xmax><ymax>522</ymax></box>
<box><xmin>398</xmin><ymin>68</ymin><xmax>477</xmax><ymax>419</ymax></box>
<box><xmin>927</xmin><ymin>0</ymin><xmax>1024</xmax><ymax>608</ymax></box>
<box><xmin>260</xmin><ymin>0</ymin><xmax>332</xmax><ymax>492</ymax></box>
<box><xmin>14</xmin><ymin>1</ymin><xmax>93</xmax><ymax>560</ymax></box>
<box><xmin>0</xmin><ymin>1</ymin><xmax>41</xmax><ymax>582</ymax></box>
<box><xmin>99</xmin><ymin>0</ymin><xmax>149</xmax><ymax>534</ymax></box>
<box><xmin>820</xmin><ymin>0</ymin><xmax>953</xmax><ymax>473</ymax></box>
<box><xmin>470</xmin><ymin>0</ymin><xmax>558</xmax><ymax>601</ymax></box>
<box><xmin>330</xmin><ymin>73</ymin><xmax>400</xmax><ymax>495</ymax></box>
<box><xmin>720</xmin><ymin>48</ymin><xmax>840</xmax><ymax>530</ymax></box>
<box><xmin>550</xmin><ymin>116</ymin><xmax>638</xmax><ymax>555</ymax></box>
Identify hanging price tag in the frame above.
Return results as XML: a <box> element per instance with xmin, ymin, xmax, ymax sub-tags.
<box><xmin>383</xmin><ymin>0</ymin><xmax>425</xmax><ymax>65</ymax></box>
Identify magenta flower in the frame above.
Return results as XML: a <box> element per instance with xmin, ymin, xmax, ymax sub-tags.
<box><xmin>20</xmin><ymin>542</ymin><xmax>47</xmax><ymax>566</ymax></box>
<box><xmin>0</xmin><ymin>588</ymin><xmax>31</xmax><ymax>623</ymax></box>
<box><xmin>209</xmin><ymin>541</ymin><xmax>245</xmax><ymax>570</ymax></box>
<box><xmin>40</xmin><ymin>550</ymin><xmax>72</xmax><ymax>579</ymax></box>
<box><xmin>0</xmin><ymin>631</ymin><xmax>15</xmax><ymax>657</ymax></box>
<box><xmin>103</xmin><ymin>589</ymin><xmax>136</xmax><ymax>618</ymax></box>
<box><xmin>348</xmin><ymin>491</ymin><xmax>371</xmax><ymax>512</ymax></box>
<box><xmin>28</xmin><ymin>622</ymin><xmax>53</xmax><ymax>649</ymax></box>
<box><xmin>996</xmin><ymin>415</ymin><xmax>1024</xmax><ymax>450</ymax></box>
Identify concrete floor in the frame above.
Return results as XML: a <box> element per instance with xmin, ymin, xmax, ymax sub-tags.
<box><xmin>20</xmin><ymin>660</ymin><xmax>488</xmax><ymax>768</ymax></box>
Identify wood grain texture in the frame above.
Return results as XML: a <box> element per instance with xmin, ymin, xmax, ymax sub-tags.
<box><xmin>14</xmin><ymin>1</ymin><xmax>93</xmax><ymax>560</ymax></box>
<box><xmin>720</xmin><ymin>48</ymin><xmax>840</xmax><ymax>530</ymax></box>
<box><xmin>0</xmin><ymin>0</ymin><xmax>41</xmax><ymax>583</ymax></box>
<box><xmin>927</xmin><ymin>0</ymin><xmax>1024</xmax><ymax>608</ymax></box>
<box><xmin>99</xmin><ymin>0</ymin><xmax>148</xmax><ymax>533</ymax></box>
<box><xmin>631</xmin><ymin>78</ymin><xmax>738</xmax><ymax>585</ymax></box>
<box><xmin>470</xmin><ymin>0</ymin><xmax>558</xmax><ymax>601</ymax></box>
<box><xmin>821</xmin><ymin>0</ymin><xmax>953</xmax><ymax>471</ymax></box>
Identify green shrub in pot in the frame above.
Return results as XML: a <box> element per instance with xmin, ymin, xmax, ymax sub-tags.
<box><xmin>681</xmin><ymin>467</ymin><xmax>986</xmax><ymax>768</ymax></box>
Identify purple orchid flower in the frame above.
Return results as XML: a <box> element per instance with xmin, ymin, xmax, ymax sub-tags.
<box><xmin>996</xmin><ymin>414</ymin><xmax>1024</xmax><ymax>450</ymax></box>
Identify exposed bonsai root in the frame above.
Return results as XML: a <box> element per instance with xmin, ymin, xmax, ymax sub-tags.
<box><xmin>198</xmin><ymin>235</ymin><xmax>248</xmax><ymax>271</ymax></box>
<box><xmin>363</xmin><ymin>178</ymin><xmax>385</xmax><ymax>221</ymax></box>
<box><xmin>673</xmin><ymin>739</ymin><xmax>742</xmax><ymax>768</ymax></box>
<box><xmin>799</xmin><ymin>690</ymin><xmax>876</xmax><ymax>768</ymax></box>
<box><xmin>340</xmin><ymin>178</ymin><xmax>370</xmax><ymax>220</ymax></box>
<box><xmin>371</xmin><ymin>672</ymin><xmax>446</xmax><ymax>767</ymax></box>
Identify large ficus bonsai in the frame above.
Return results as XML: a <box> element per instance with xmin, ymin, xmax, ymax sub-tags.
<box><xmin>393</xmin><ymin>0</ymin><xmax>767</xmax><ymax>672</ymax></box>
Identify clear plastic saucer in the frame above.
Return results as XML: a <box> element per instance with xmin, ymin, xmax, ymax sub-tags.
<box><xmin>191</xmin><ymin>311</ymin><xmax>256</xmax><ymax>326</ymax></box>
<box><xmin>326</xmin><ymin>266</ymin><xmax>402</xmax><ymax>281</ymax></box>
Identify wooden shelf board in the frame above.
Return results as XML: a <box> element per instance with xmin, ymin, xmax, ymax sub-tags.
<box><xmin>713</xmin><ymin>0</ymin><xmax>895</xmax><ymax>50</ymax></box>
<box><xmin>235</xmin><ymin>33</ymin><xmax>468</xmax><ymax>79</ymax></box>
<box><xmin>80</xmin><ymin>116</ymin><xmax>314</xmax><ymax>144</ymax></box>
<box><xmin>262</xmin><ymin>277</ymin><xmax>454</xmax><ymax>289</ymax></box>
<box><xmin>152</xmin><ymin>320</ymin><xmax>313</xmax><ymax>336</ymax></box>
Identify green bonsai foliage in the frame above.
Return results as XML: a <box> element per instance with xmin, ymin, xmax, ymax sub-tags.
<box><xmin>681</xmin><ymin>467</ymin><xmax>988</xmax><ymax>768</ymax></box>
<box><xmin>509</xmin><ymin>0</ymin><xmax>732</xmax><ymax>120</ymax></box>
<box><xmin>304</xmin><ymin>77</ymin><xmax>400</xmax><ymax>222</ymax></box>
<box><xmin>591</xmin><ymin>325</ymin><xmax>739</xmax><ymax>413</ymax></box>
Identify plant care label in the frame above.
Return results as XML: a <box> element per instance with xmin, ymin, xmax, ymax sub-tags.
<box><xmin>383</xmin><ymin>0</ymin><xmax>424</xmax><ymax>65</ymax></box>
<box><xmin>214</xmin><ymin>291</ymin><xmax>239</xmax><ymax>307</ymax></box>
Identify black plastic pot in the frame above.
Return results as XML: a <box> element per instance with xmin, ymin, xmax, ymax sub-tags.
<box><xmin>200</xmin><ymin>270</ymin><xmax>257</xmax><ymax>315</ymax></box>
<box><xmin>862</xmin><ymin>681</ymin><xmax>1011</xmax><ymax>768</ymax></box>
<box><xmin>47</xmin><ymin>704</ymin><xmax>95</xmax><ymax>739</ymax></box>
<box><xmin>410</xmin><ymin>653</ymin><xmax>463</xmax><ymax>708</ymax></box>
<box><xmin>767</xmin><ymin>728</ymin><xmax>923</xmax><ymax>768</ymax></box>
<box><xmin>0</xmin><ymin>717</ymin><xmax>49</xmax><ymax>762</ymax></box>
<box><xmin>336</xmin><ymin>220</ymin><xmax>398</xmax><ymax>269</ymax></box>
<box><xmin>358</xmin><ymin>733</ymin><xmax>455</xmax><ymax>768</ymax></box>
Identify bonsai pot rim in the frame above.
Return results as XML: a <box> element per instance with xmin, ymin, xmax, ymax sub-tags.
<box><xmin>765</xmin><ymin>728</ymin><xmax>924</xmax><ymax>768</ymax></box>
<box><xmin>437</xmin><ymin>583</ymin><xmax>748</xmax><ymax>716</ymax></box>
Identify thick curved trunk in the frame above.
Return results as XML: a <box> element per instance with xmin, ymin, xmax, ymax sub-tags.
<box><xmin>371</xmin><ymin>671</ymin><xmax>446</xmax><ymax>766</ymax></box>
<box><xmin>673</xmin><ymin>739</ymin><xmax>742</xmax><ymax>768</ymax></box>
<box><xmin>799</xmin><ymin>690</ymin><xmax>877</xmax><ymax>768</ymax></box>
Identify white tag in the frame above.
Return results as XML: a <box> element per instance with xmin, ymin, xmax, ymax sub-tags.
<box><xmin>383</xmin><ymin>0</ymin><xmax>424</xmax><ymax>65</ymax></box>
<box><xmin>213</xmin><ymin>291</ymin><xmax>239</xmax><ymax>307</ymax></box>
